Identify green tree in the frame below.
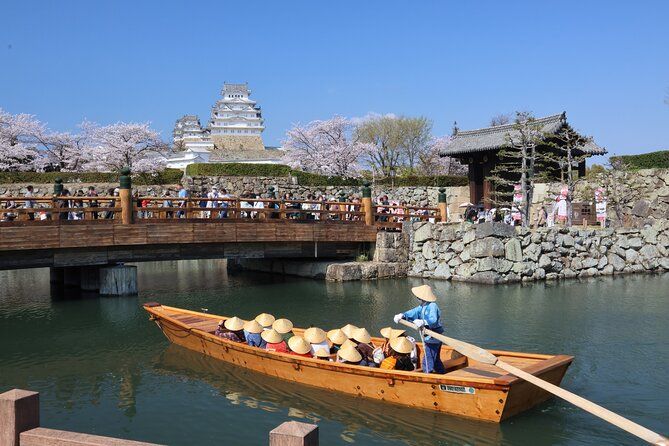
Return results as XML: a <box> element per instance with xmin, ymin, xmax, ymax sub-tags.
<box><xmin>487</xmin><ymin>112</ymin><xmax>544</xmax><ymax>226</ymax></box>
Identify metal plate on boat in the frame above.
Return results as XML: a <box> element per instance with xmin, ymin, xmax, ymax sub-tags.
<box><xmin>440</xmin><ymin>384</ymin><xmax>476</xmax><ymax>395</ymax></box>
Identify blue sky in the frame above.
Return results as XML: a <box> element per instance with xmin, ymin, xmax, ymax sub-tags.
<box><xmin>1</xmin><ymin>1</ymin><xmax>668</xmax><ymax>162</ymax></box>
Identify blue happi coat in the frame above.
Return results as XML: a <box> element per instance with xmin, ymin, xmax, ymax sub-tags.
<box><xmin>402</xmin><ymin>302</ymin><xmax>443</xmax><ymax>343</ymax></box>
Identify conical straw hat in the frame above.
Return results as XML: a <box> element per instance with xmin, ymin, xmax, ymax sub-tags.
<box><xmin>352</xmin><ymin>327</ymin><xmax>371</xmax><ymax>344</ymax></box>
<box><xmin>380</xmin><ymin>327</ymin><xmax>393</xmax><ymax>339</ymax></box>
<box><xmin>288</xmin><ymin>335</ymin><xmax>311</xmax><ymax>355</ymax></box>
<box><xmin>224</xmin><ymin>316</ymin><xmax>245</xmax><ymax>331</ymax></box>
<box><xmin>390</xmin><ymin>336</ymin><xmax>413</xmax><ymax>354</ymax></box>
<box><xmin>303</xmin><ymin>327</ymin><xmax>327</xmax><ymax>344</ymax></box>
<box><xmin>340</xmin><ymin>339</ymin><xmax>357</xmax><ymax>350</ymax></box>
<box><xmin>327</xmin><ymin>328</ymin><xmax>348</xmax><ymax>345</ymax></box>
<box><xmin>243</xmin><ymin>319</ymin><xmax>263</xmax><ymax>334</ymax></box>
<box><xmin>341</xmin><ymin>323</ymin><xmax>359</xmax><ymax>338</ymax></box>
<box><xmin>272</xmin><ymin>318</ymin><xmax>293</xmax><ymax>334</ymax></box>
<box><xmin>338</xmin><ymin>345</ymin><xmax>362</xmax><ymax>363</ymax></box>
<box><xmin>261</xmin><ymin>328</ymin><xmax>284</xmax><ymax>344</ymax></box>
<box><xmin>313</xmin><ymin>347</ymin><xmax>330</xmax><ymax>358</ymax></box>
<box><xmin>411</xmin><ymin>284</ymin><xmax>437</xmax><ymax>302</ymax></box>
<box><xmin>391</xmin><ymin>328</ymin><xmax>406</xmax><ymax>338</ymax></box>
<box><xmin>218</xmin><ymin>319</ymin><xmax>225</xmax><ymax>327</ymax></box>
<box><xmin>255</xmin><ymin>313</ymin><xmax>276</xmax><ymax>327</ymax></box>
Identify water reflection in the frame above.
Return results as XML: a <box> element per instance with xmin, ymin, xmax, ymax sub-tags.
<box><xmin>153</xmin><ymin>344</ymin><xmax>504</xmax><ymax>445</ymax></box>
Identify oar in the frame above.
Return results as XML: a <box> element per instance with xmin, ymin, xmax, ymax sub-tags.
<box><xmin>397</xmin><ymin>319</ymin><xmax>668</xmax><ymax>445</ymax></box>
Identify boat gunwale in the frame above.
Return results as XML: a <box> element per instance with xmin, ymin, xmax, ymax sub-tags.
<box><xmin>146</xmin><ymin>304</ymin><xmax>573</xmax><ymax>390</ymax></box>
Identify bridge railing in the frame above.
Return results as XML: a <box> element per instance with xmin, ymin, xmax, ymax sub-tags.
<box><xmin>0</xmin><ymin>179</ymin><xmax>451</xmax><ymax>230</ymax></box>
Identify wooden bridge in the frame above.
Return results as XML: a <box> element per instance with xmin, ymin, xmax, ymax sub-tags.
<box><xmin>0</xmin><ymin>188</ymin><xmax>447</xmax><ymax>271</ymax></box>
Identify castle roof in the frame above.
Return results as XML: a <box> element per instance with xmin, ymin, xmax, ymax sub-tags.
<box><xmin>441</xmin><ymin>112</ymin><xmax>606</xmax><ymax>156</ymax></box>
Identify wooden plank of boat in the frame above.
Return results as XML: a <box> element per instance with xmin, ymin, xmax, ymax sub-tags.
<box><xmin>142</xmin><ymin>302</ymin><xmax>573</xmax><ymax>422</ymax></box>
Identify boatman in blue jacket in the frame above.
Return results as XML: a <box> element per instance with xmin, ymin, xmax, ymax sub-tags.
<box><xmin>394</xmin><ymin>285</ymin><xmax>445</xmax><ymax>374</ymax></box>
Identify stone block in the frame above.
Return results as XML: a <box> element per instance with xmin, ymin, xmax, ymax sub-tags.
<box><xmin>538</xmin><ymin>254</ymin><xmax>552</xmax><ymax>269</ymax></box>
<box><xmin>625</xmin><ymin>249</ymin><xmax>639</xmax><ymax>263</ymax></box>
<box><xmin>581</xmin><ymin>257</ymin><xmax>599</xmax><ymax>269</ymax></box>
<box><xmin>451</xmin><ymin>240</ymin><xmax>465</xmax><ymax>253</ymax></box>
<box><xmin>504</xmin><ymin>238</ymin><xmax>523</xmax><ymax>262</ymax></box>
<box><xmin>270</xmin><ymin>421</ymin><xmax>319</xmax><ymax>446</ymax></box>
<box><xmin>475</xmin><ymin>222</ymin><xmax>515</xmax><ymax>239</ymax></box>
<box><xmin>631</xmin><ymin>200</ymin><xmax>650</xmax><ymax>217</ymax></box>
<box><xmin>597</xmin><ymin>256</ymin><xmax>608</xmax><ymax>270</ymax></box>
<box><xmin>422</xmin><ymin>240</ymin><xmax>437</xmax><ymax>260</ymax></box>
<box><xmin>413</xmin><ymin>223</ymin><xmax>433</xmax><ymax>243</ymax></box>
<box><xmin>541</xmin><ymin>242</ymin><xmax>555</xmax><ymax>252</ymax></box>
<box><xmin>470</xmin><ymin>271</ymin><xmax>503</xmax><ymax>284</ymax></box>
<box><xmin>462</xmin><ymin>230</ymin><xmax>476</xmax><ymax>245</ymax></box>
<box><xmin>433</xmin><ymin>263</ymin><xmax>451</xmax><ymax>280</ymax></box>
<box><xmin>0</xmin><ymin>389</ymin><xmax>40</xmax><ymax>446</ymax></box>
<box><xmin>524</xmin><ymin>243</ymin><xmax>541</xmax><ymax>262</ymax></box>
<box><xmin>99</xmin><ymin>265</ymin><xmax>138</xmax><ymax>296</ymax></box>
<box><xmin>628</xmin><ymin>237</ymin><xmax>643</xmax><ymax>249</ymax></box>
<box><xmin>439</xmin><ymin>227</ymin><xmax>457</xmax><ymax>242</ymax></box>
<box><xmin>639</xmin><ymin>244</ymin><xmax>659</xmax><ymax>260</ymax></box>
<box><xmin>469</xmin><ymin>237</ymin><xmax>505</xmax><ymax>258</ymax></box>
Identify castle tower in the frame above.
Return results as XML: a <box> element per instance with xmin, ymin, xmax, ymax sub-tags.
<box><xmin>173</xmin><ymin>115</ymin><xmax>211</xmax><ymax>151</ymax></box>
<box><xmin>209</xmin><ymin>83</ymin><xmax>265</xmax><ymax>152</ymax></box>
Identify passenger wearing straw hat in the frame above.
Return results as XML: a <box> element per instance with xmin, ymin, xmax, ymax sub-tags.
<box><xmin>262</xmin><ymin>328</ymin><xmax>288</xmax><ymax>353</ymax></box>
<box><xmin>337</xmin><ymin>344</ymin><xmax>364</xmax><ymax>366</ymax></box>
<box><xmin>215</xmin><ymin>317</ymin><xmax>246</xmax><ymax>343</ymax></box>
<box><xmin>313</xmin><ymin>347</ymin><xmax>332</xmax><ymax>361</ymax></box>
<box><xmin>380</xmin><ymin>337</ymin><xmax>415</xmax><ymax>371</ymax></box>
<box><xmin>393</xmin><ymin>284</ymin><xmax>445</xmax><ymax>374</ymax></box>
<box><xmin>272</xmin><ymin>318</ymin><xmax>294</xmax><ymax>340</ymax></box>
<box><xmin>243</xmin><ymin>320</ymin><xmax>266</xmax><ymax>348</ymax></box>
<box><xmin>255</xmin><ymin>313</ymin><xmax>275</xmax><ymax>330</ymax></box>
<box><xmin>327</xmin><ymin>328</ymin><xmax>348</xmax><ymax>354</ymax></box>
<box><xmin>287</xmin><ymin>335</ymin><xmax>312</xmax><ymax>358</ymax></box>
<box><xmin>303</xmin><ymin>327</ymin><xmax>329</xmax><ymax>356</ymax></box>
<box><xmin>350</xmin><ymin>328</ymin><xmax>377</xmax><ymax>367</ymax></box>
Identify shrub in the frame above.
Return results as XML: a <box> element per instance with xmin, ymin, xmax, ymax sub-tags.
<box><xmin>291</xmin><ymin>170</ymin><xmax>362</xmax><ymax>186</ymax></box>
<box><xmin>609</xmin><ymin>150</ymin><xmax>669</xmax><ymax>170</ymax></box>
<box><xmin>0</xmin><ymin>169</ymin><xmax>184</xmax><ymax>185</ymax></box>
<box><xmin>186</xmin><ymin>163</ymin><xmax>293</xmax><ymax>177</ymax></box>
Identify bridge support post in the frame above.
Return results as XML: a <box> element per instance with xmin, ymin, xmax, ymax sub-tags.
<box><xmin>269</xmin><ymin>421</ymin><xmax>318</xmax><ymax>446</ymax></box>
<box><xmin>119</xmin><ymin>167</ymin><xmax>133</xmax><ymax>225</ymax></box>
<box><xmin>438</xmin><ymin>187</ymin><xmax>448</xmax><ymax>223</ymax></box>
<box><xmin>63</xmin><ymin>267</ymin><xmax>81</xmax><ymax>288</ymax></box>
<box><xmin>80</xmin><ymin>266</ymin><xmax>100</xmax><ymax>291</ymax></box>
<box><xmin>361</xmin><ymin>182</ymin><xmax>373</xmax><ymax>226</ymax></box>
<box><xmin>99</xmin><ymin>265</ymin><xmax>137</xmax><ymax>296</ymax></box>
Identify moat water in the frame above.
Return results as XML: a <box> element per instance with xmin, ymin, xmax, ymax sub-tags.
<box><xmin>0</xmin><ymin>260</ymin><xmax>667</xmax><ymax>445</ymax></box>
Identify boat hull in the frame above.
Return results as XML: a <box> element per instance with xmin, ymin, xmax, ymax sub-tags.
<box><xmin>145</xmin><ymin>303</ymin><xmax>572</xmax><ymax>422</ymax></box>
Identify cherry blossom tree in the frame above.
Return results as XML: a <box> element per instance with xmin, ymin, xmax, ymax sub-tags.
<box><xmin>282</xmin><ymin>116</ymin><xmax>370</xmax><ymax>177</ymax></box>
<box><xmin>419</xmin><ymin>136</ymin><xmax>467</xmax><ymax>175</ymax></box>
<box><xmin>81</xmin><ymin>122</ymin><xmax>168</xmax><ymax>172</ymax></box>
<box><xmin>34</xmin><ymin>130</ymin><xmax>89</xmax><ymax>171</ymax></box>
<box><xmin>0</xmin><ymin>108</ymin><xmax>43</xmax><ymax>171</ymax></box>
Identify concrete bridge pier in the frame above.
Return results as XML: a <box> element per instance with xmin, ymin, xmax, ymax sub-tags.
<box><xmin>49</xmin><ymin>264</ymin><xmax>138</xmax><ymax>296</ymax></box>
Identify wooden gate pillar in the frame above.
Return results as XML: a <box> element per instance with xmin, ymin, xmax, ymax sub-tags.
<box><xmin>361</xmin><ymin>182</ymin><xmax>373</xmax><ymax>226</ymax></box>
<box><xmin>438</xmin><ymin>187</ymin><xmax>448</xmax><ymax>223</ymax></box>
<box><xmin>119</xmin><ymin>167</ymin><xmax>133</xmax><ymax>224</ymax></box>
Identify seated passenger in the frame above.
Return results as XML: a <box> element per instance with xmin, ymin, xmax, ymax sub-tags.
<box><xmin>272</xmin><ymin>318</ymin><xmax>294</xmax><ymax>340</ymax></box>
<box><xmin>380</xmin><ymin>337</ymin><xmax>415</xmax><ymax>371</ymax></box>
<box><xmin>214</xmin><ymin>320</ymin><xmax>227</xmax><ymax>337</ymax></box>
<box><xmin>313</xmin><ymin>347</ymin><xmax>332</xmax><ymax>361</ymax></box>
<box><xmin>262</xmin><ymin>328</ymin><xmax>288</xmax><ymax>353</ymax></box>
<box><xmin>287</xmin><ymin>335</ymin><xmax>312</xmax><ymax>358</ymax></box>
<box><xmin>255</xmin><ymin>313</ymin><xmax>275</xmax><ymax>330</ymax></box>
<box><xmin>337</xmin><ymin>344</ymin><xmax>372</xmax><ymax>366</ymax></box>
<box><xmin>243</xmin><ymin>320</ymin><xmax>265</xmax><ymax>348</ymax></box>
<box><xmin>303</xmin><ymin>327</ymin><xmax>329</xmax><ymax>355</ymax></box>
<box><xmin>217</xmin><ymin>316</ymin><xmax>246</xmax><ymax>343</ymax></box>
<box><xmin>327</xmin><ymin>328</ymin><xmax>348</xmax><ymax>354</ymax></box>
<box><xmin>351</xmin><ymin>328</ymin><xmax>377</xmax><ymax>367</ymax></box>
<box><xmin>376</xmin><ymin>327</ymin><xmax>406</xmax><ymax>364</ymax></box>
<box><xmin>340</xmin><ymin>323</ymin><xmax>359</xmax><ymax>339</ymax></box>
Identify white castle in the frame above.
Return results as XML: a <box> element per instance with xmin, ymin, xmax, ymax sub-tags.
<box><xmin>168</xmin><ymin>83</ymin><xmax>281</xmax><ymax>168</ymax></box>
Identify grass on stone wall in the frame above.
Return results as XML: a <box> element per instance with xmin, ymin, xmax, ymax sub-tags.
<box><xmin>185</xmin><ymin>163</ymin><xmax>293</xmax><ymax>177</ymax></box>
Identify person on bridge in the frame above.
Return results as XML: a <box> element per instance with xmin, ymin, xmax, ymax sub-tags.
<box><xmin>394</xmin><ymin>285</ymin><xmax>445</xmax><ymax>374</ymax></box>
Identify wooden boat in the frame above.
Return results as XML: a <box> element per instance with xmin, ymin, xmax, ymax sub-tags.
<box><xmin>143</xmin><ymin>302</ymin><xmax>573</xmax><ymax>422</ymax></box>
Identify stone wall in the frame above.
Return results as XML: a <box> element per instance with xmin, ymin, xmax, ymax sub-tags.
<box><xmin>408</xmin><ymin>221</ymin><xmax>669</xmax><ymax>284</ymax></box>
